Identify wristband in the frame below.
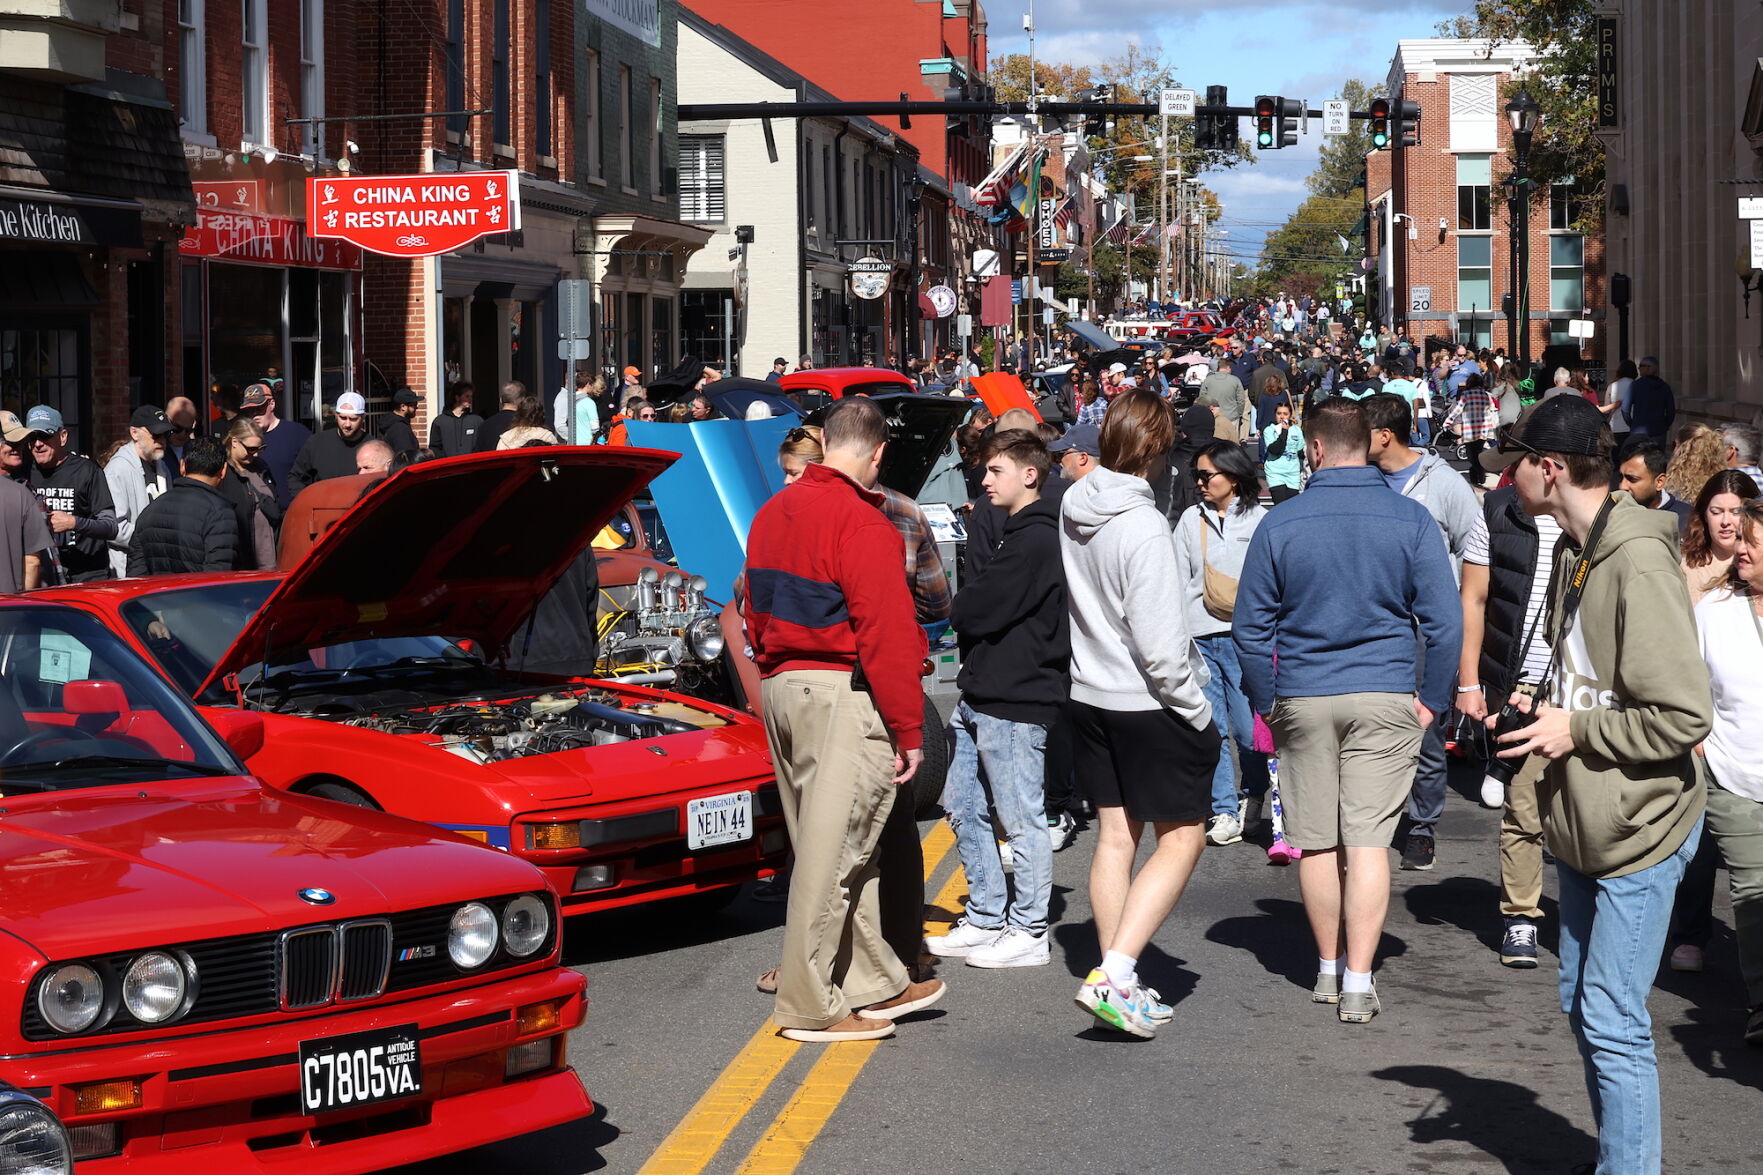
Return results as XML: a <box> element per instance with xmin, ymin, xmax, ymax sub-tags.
<box><xmin>1456</xmin><ymin>684</ymin><xmax>1482</xmax><ymax>693</ymax></box>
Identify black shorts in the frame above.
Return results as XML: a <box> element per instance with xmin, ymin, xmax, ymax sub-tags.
<box><xmin>1070</xmin><ymin>701</ymin><xmax>1218</xmax><ymax>824</ymax></box>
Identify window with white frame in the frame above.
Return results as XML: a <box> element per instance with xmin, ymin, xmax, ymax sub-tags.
<box><xmin>1457</xmin><ymin>235</ymin><xmax>1493</xmax><ymax>316</ymax></box>
<box><xmin>492</xmin><ymin>0</ymin><xmax>511</xmax><ymax>148</ymax></box>
<box><xmin>177</xmin><ymin>0</ymin><xmax>207</xmax><ymax>137</ymax></box>
<box><xmin>584</xmin><ymin>51</ymin><xmax>602</xmax><ymax>178</ymax></box>
<box><xmin>678</xmin><ymin>135</ymin><xmax>724</xmax><ymax>223</ymax></box>
<box><xmin>650</xmin><ymin>78</ymin><xmax>664</xmax><ymax>192</ymax></box>
<box><xmin>241</xmin><ymin>0</ymin><xmax>268</xmax><ymax>147</ymax></box>
<box><xmin>618</xmin><ymin>65</ymin><xmax>633</xmax><ymax>188</ymax></box>
<box><xmin>1456</xmin><ymin>154</ymin><xmax>1491</xmax><ymax>230</ymax></box>
<box><xmin>445</xmin><ymin>0</ymin><xmax>465</xmax><ymax>139</ymax></box>
<box><xmin>1550</xmin><ymin>235</ymin><xmax>1584</xmax><ymax>312</ymax></box>
<box><xmin>299</xmin><ymin>0</ymin><xmax>324</xmax><ymax>156</ymax></box>
<box><xmin>534</xmin><ymin>1</ymin><xmax>552</xmax><ymax>159</ymax></box>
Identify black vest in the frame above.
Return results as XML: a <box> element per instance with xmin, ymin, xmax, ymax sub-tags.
<box><xmin>1479</xmin><ymin>486</ymin><xmax>1542</xmax><ymax>695</ymax></box>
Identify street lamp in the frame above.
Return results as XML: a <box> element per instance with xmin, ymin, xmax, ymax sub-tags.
<box><xmin>1505</xmin><ymin>89</ymin><xmax>1541</xmax><ymax>369</ymax></box>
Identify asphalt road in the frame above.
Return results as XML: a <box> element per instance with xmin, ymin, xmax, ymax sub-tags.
<box><xmin>397</xmin><ymin>752</ymin><xmax>1762</xmax><ymax>1175</ymax></box>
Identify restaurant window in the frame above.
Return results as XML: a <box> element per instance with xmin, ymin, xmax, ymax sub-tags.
<box><xmin>299</xmin><ymin>0</ymin><xmax>324</xmax><ymax>157</ymax></box>
<box><xmin>599</xmin><ymin>291</ymin><xmax>620</xmax><ymax>382</ymax></box>
<box><xmin>1456</xmin><ymin>154</ymin><xmax>1491</xmax><ymax>231</ymax></box>
<box><xmin>534</xmin><ymin>1</ymin><xmax>552</xmax><ymax>158</ymax></box>
<box><xmin>584</xmin><ymin>51</ymin><xmax>601</xmax><ymax>179</ymax></box>
<box><xmin>1550</xmin><ymin>234</ymin><xmax>1585</xmax><ymax>312</ymax></box>
<box><xmin>208</xmin><ymin>263</ymin><xmax>288</xmax><ymax>424</ymax></box>
<box><xmin>678</xmin><ymin>135</ymin><xmax>725</xmax><ymax>223</ymax></box>
<box><xmin>618</xmin><ymin>66</ymin><xmax>634</xmax><ymax>188</ymax></box>
<box><xmin>1456</xmin><ymin>234</ymin><xmax>1492</xmax><ymax>317</ymax></box>
<box><xmin>492</xmin><ymin>0</ymin><xmax>511</xmax><ymax>149</ymax></box>
<box><xmin>445</xmin><ymin>0</ymin><xmax>465</xmax><ymax>139</ymax></box>
<box><xmin>177</xmin><ymin>0</ymin><xmax>207</xmax><ymax>137</ymax></box>
<box><xmin>1</xmin><ymin>324</ymin><xmax>86</xmax><ymax>441</ymax></box>
<box><xmin>240</xmin><ymin>0</ymin><xmax>268</xmax><ymax>146</ymax></box>
<box><xmin>681</xmin><ymin>290</ymin><xmax>736</xmax><ymax>372</ymax></box>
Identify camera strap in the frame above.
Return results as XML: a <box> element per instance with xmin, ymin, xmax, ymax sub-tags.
<box><xmin>1530</xmin><ymin>495</ymin><xmax>1617</xmax><ymax>692</ymax></box>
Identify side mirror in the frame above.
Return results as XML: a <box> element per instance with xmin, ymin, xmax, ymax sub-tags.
<box><xmin>63</xmin><ymin>679</ymin><xmax>128</xmax><ymax>716</ymax></box>
<box><xmin>209</xmin><ymin>710</ymin><xmax>265</xmax><ymax>762</ymax></box>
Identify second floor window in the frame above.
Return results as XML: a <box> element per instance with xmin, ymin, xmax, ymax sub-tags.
<box><xmin>1457</xmin><ymin>154</ymin><xmax>1491</xmax><ymax>231</ymax></box>
<box><xmin>534</xmin><ymin>1</ymin><xmax>552</xmax><ymax>158</ymax></box>
<box><xmin>619</xmin><ymin>66</ymin><xmax>634</xmax><ymax>188</ymax></box>
<box><xmin>177</xmin><ymin>0</ymin><xmax>207</xmax><ymax>137</ymax></box>
<box><xmin>678</xmin><ymin>135</ymin><xmax>725</xmax><ymax>223</ymax></box>
<box><xmin>584</xmin><ymin>51</ymin><xmax>602</xmax><ymax>178</ymax></box>
<box><xmin>492</xmin><ymin>0</ymin><xmax>511</xmax><ymax>148</ymax></box>
<box><xmin>445</xmin><ymin>0</ymin><xmax>465</xmax><ymax>139</ymax></box>
<box><xmin>241</xmin><ymin>0</ymin><xmax>267</xmax><ymax>146</ymax></box>
<box><xmin>299</xmin><ymin>0</ymin><xmax>324</xmax><ymax>157</ymax></box>
<box><xmin>650</xmin><ymin>79</ymin><xmax>664</xmax><ymax>192</ymax></box>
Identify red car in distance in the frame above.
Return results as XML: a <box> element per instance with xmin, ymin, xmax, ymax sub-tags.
<box><xmin>774</xmin><ymin>366</ymin><xmax>916</xmax><ymax>413</ymax></box>
<box><xmin>0</xmin><ymin>600</ymin><xmax>589</xmax><ymax>1172</ymax></box>
<box><xmin>36</xmin><ymin>449</ymin><xmax>785</xmax><ymax>917</ymax></box>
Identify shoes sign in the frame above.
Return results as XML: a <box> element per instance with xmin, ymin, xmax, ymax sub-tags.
<box><xmin>305</xmin><ymin>171</ymin><xmax>522</xmax><ymax>257</ymax></box>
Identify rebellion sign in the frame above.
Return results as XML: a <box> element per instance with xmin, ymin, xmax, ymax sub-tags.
<box><xmin>305</xmin><ymin>171</ymin><xmax>521</xmax><ymax>257</ymax></box>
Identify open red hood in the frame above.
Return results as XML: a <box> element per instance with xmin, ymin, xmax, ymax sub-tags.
<box><xmin>197</xmin><ymin>448</ymin><xmax>676</xmax><ymax>696</ymax></box>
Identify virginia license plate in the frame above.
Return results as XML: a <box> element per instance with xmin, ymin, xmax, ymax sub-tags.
<box><xmin>298</xmin><ymin>1024</ymin><xmax>421</xmax><ymax>1115</ymax></box>
<box><xmin>687</xmin><ymin>791</ymin><xmax>753</xmax><ymax>850</ymax></box>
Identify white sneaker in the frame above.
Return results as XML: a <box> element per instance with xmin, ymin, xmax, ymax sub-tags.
<box><xmin>1206</xmin><ymin>813</ymin><xmax>1243</xmax><ymax>846</ymax></box>
<box><xmin>965</xmin><ymin>927</ymin><xmax>1051</xmax><ymax>969</ymax></box>
<box><xmin>925</xmin><ymin>918</ymin><xmax>1005</xmax><ymax>958</ymax></box>
<box><xmin>1480</xmin><ymin>774</ymin><xmax>1506</xmax><ymax>810</ymax></box>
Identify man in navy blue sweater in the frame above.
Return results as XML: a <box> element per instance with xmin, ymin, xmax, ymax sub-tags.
<box><xmin>1233</xmin><ymin>398</ymin><xmax>1462</xmax><ymax>1024</ymax></box>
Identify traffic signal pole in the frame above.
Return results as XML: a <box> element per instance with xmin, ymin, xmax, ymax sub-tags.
<box><xmin>677</xmin><ymin>100</ymin><xmax>1395</xmax><ymax>123</ymax></box>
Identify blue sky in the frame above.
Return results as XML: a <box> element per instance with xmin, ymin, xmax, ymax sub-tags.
<box><xmin>990</xmin><ymin>0</ymin><xmax>1464</xmax><ymax>269</ymax></box>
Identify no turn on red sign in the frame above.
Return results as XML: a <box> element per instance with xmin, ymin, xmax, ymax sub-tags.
<box><xmin>305</xmin><ymin>171</ymin><xmax>522</xmax><ymax>257</ymax></box>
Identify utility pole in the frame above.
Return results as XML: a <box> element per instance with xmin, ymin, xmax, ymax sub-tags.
<box><xmin>1158</xmin><ymin>117</ymin><xmax>1169</xmax><ymax>305</ymax></box>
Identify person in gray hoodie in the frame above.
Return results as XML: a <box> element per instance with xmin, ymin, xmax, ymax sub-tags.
<box><xmin>1364</xmin><ymin>392</ymin><xmax>1483</xmax><ymax>871</ymax></box>
<box><xmin>103</xmin><ymin>406</ymin><xmax>173</xmax><ymax>577</ymax></box>
<box><xmin>1061</xmin><ymin>388</ymin><xmax>1218</xmax><ymax>1041</ymax></box>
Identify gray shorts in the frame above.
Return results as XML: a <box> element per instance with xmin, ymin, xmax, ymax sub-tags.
<box><xmin>1270</xmin><ymin>692</ymin><xmax>1424</xmax><ymax>850</ymax></box>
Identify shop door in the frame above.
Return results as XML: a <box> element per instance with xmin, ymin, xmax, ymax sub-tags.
<box><xmin>0</xmin><ymin>317</ymin><xmax>89</xmax><ymax>450</ymax></box>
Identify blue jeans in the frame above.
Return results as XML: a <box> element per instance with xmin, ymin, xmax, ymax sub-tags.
<box><xmin>1197</xmin><ymin>635</ymin><xmax>1270</xmax><ymax>816</ymax></box>
<box><xmin>1412</xmin><ymin>417</ymin><xmax>1431</xmax><ymax>447</ymax></box>
<box><xmin>1556</xmin><ymin>819</ymin><xmax>1703</xmax><ymax>1175</ymax></box>
<box><xmin>1405</xmin><ymin>714</ymin><xmax>1448</xmax><ymax>837</ymax></box>
<box><xmin>943</xmin><ymin>701</ymin><xmax>1052</xmax><ymax>934</ymax></box>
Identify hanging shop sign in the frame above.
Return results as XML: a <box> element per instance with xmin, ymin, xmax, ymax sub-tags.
<box><xmin>849</xmin><ymin>256</ymin><xmax>892</xmax><ymax>300</ymax></box>
<box><xmin>304</xmin><ymin>171</ymin><xmax>521</xmax><ymax>258</ymax></box>
<box><xmin>181</xmin><ymin>208</ymin><xmax>363</xmax><ymax>269</ymax></box>
<box><xmin>925</xmin><ymin>284</ymin><xmax>957</xmax><ymax>317</ymax></box>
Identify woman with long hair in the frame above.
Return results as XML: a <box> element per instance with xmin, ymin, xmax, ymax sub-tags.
<box><xmin>219</xmin><ymin>416</ymin><xmax>281</xmax><ymax>570</ymax></box>
<box><xmin>1692</xmin><ymin>497</ymin><xmax>1763</xmax><ymax>1046</ymax></box>
<box><xmin>1664</xmin><ymin>425</ymin><xmax>1730</xmax><ymax>504</ymax></box>
<box><xmin>497</xmin><ymin>396</ymin><xmax>561</xmax><ymax>449</ymax></box>
<box><xmin>1061</xmin><ymin>388</ymin><xmax>1217</xmax><ymax>1038</ymax></box>
<box><xmin>1174</xmin><ymin>440</ymin><xmax>1271</xmax><ymax>848</ymax></box>
<box><xmin>1441</xmin><ymin>372</ymin><xmax>1500</xmax><ymax>481</ymax></box>
<box><xmin>1681</xmin><ymin>469</ymin><xmax>1762</xmax><ymax>607</ymax></box>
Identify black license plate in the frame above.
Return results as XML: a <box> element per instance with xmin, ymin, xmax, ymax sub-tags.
<box><xmin>298</xmin><ymin>1023</ymin><xmax>422</xmax><ymax>1115</ymax></box>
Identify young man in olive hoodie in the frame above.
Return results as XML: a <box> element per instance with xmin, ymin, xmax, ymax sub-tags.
<box><xmin>1487</xmin><ymin>396</ymin><xmax>1712</xmax><ymax>1175</ymax></box>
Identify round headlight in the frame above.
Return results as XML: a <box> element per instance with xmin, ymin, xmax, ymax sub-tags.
<box><xmin>0</xmin><ymin>1091</ymin><xmax>71</xmax><ymax>1175</ymax></box>
<box><xmin>501</xmin><ymin>894</ymin><xmax>551</xmax><ymax>958</ymax></box>
<box><xmin>448</xmin><ymin>902</ymin><xmax>499</xmax><ymax>969</ymax></box>
<box><xmin>687</xmin><ymin>614</ymin><xmax>725</xmax><ymax>662</ymax></box>
<box><xmin>35</xmin><ymin>964</ymin><xmax>104</xmax><ymax>1035</ymax></box>
<box><xmin>122</xmin><ymin>952</ymin><xmax>189</xmax><ymax>1025</ymax></box>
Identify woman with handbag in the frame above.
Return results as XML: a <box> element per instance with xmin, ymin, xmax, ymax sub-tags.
<box><xmin>1174</xmin><ymin>440</ymin><xmax>1271</xmax><ymax>847</ymax></box>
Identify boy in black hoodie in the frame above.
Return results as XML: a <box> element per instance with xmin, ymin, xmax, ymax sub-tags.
<box><xmin>926</xmin><ymin>429</ymin><xmax>1070</xmax><ymax>969</ymax></box>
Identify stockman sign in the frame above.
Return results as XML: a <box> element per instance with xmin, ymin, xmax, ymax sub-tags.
<box><xmin>304</xmin><ymin>171</ymin><xmax>521</xmax><ymax>257</ymax></box>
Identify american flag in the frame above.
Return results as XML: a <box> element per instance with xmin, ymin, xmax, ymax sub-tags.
<box><xmin>1104</xmin><ymin>219</ymin><xmax>1130</xmax><ymax>245</ymax></box>
<box><xmin>1053</xmin><ymin>195</ymin><xmax>1078</xmax><ymax>231</ymax></box>
<box><xmin>974</xmin><ymin>144</ymin><xmax>1028</xmax><ymax>208</ymax></box>
<box><xmin>1132</xmin><ymin>224</ymin><xmax>1156</xmax><ymax>245</ymax></box>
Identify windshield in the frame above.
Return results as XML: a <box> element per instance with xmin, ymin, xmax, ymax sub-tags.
<box><xmin>0</xmin><ymin>606</ymin><xmax>243</xmax><ymax>793</ymax></box>
<box><xmin>118</xmin><ymin>582</ymin><xmax>485</xmax><ymax>705</ymax></box>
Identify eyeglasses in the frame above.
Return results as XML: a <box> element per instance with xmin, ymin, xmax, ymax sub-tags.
<box><xmin>638</xmin><ymin>411</ymin><xmax>656</xmax><ymax>420</ymax></box>
<box><xmin>1194</xmin><ymin>469</ymin><xmax>1227</xmax><ymax>484</ymax></box>
<box><xmin>238</xmin><ymin>443</ymin><xmax>264</xmax><ymax>455</ymax></box>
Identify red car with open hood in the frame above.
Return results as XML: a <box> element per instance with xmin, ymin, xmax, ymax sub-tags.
<box><xmin>35</xmin><ymin>448</ymin><xmax>786</xmax><ymax>916</ymax></box>
<box><xmin>0</xmin><ymin>600</ymin><xmax>589</xmax><ymax>1173</ymax></box>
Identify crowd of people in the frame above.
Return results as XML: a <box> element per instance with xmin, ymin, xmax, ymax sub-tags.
<box><xmin>736</xmin><ymin>300</ymin><xmax>1763</xmax><ymax>1175</ymax></box>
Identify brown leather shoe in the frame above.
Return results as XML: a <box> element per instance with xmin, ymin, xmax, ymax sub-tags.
<box><xmin>780</xmin><ymin>1014</ymin><xmax>895</xmax><ymax>1042</ymax></box>
<box><xmin>862</xmin><ymin>978</ymin><xmax>946</xmax><ymax>1021</ymax></box>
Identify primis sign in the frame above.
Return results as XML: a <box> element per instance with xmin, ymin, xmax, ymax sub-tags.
<box><xmin>304</xmin><ymin>171</ymin><xmax>521</xmax><ymax>257</ymax></box>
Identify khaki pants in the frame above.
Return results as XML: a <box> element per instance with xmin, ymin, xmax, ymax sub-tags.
<box><xmin>1492</xmin><ymin>686</ymin><xmax>1547</xmax><ymax>921</ymax></box>
<box><xmin>1704</xmin><ymin>772</ymin><xmax>1763</xmax><ymax>1008</ymax></box>
<box><xmin>1269</xmin><ymin>692</ymin><xmax>1423</xmax><ymax>850</ymax></box>
<box><xmin>762</xmin><ymin>670</ymin><xmax>908</xmax><ymax>1030</ymax></box>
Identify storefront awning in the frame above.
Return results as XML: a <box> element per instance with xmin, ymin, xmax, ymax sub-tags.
<box><xmin>0</xmin><ymin>250</ymin><xmax>97</xmax><ymax>306</ymax></box>
<box><xmin>0</xmin><ymin>186</ymin><xmax>143</xmax><ymax>249</ymax></box>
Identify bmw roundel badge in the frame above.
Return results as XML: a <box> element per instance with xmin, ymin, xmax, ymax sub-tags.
<box><xmin>298</xmin><ymin>887</ymin><xmax>336</xmax><ymax>905</ymax></box>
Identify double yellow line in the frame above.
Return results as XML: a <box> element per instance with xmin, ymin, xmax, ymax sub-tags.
<box><xmin>638</xmin><ymin>821</ymin><xmax>965</xmax><ymax>1175</ymax></box>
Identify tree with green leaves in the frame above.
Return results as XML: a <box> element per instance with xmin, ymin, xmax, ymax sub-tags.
<box><xmin>1311</xmin><ymin>79</ymin><xmax>1382</xmax><ymax>199</ymax></box>
<box><xmin>1439</xmin><ymin>0</ymin><xmax>1602</xmax><ymax>227</ymax></box>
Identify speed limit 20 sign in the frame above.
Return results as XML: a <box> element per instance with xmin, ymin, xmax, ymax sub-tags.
<box><xmin>1409</xmin><ymin>286</ymin><xmax>1433</xmax><ymax>313</ymax></box>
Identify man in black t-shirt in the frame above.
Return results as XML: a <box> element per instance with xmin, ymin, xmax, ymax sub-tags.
<box><xmin>23</xmin><ymin>405</ymin><xmax>117</xmax><ymax>582</ymax></box>
<box><xmin>378</xmin><ymin>388</ymin><xmax>421</xmax><ymax>458</ymax></box>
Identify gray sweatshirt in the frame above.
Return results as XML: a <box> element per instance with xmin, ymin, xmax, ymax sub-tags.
<box><xmin>1391</xmin><ymin>451</ymin><xmax>1480</xmax><ymax>582</ymax></box>
<box><xmin>1173</xmin><ymin>499</ymin><xmax>1268</xmax><ymax>639</ymax></box>
<box><xmin>1060</xmin><ymin>467</ymin><xmax>1213</xmax><ymax>727</ymax></box>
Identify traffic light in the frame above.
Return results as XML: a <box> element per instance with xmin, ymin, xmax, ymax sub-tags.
<box><xmin>1369</xmin><ymin>98</ymin><xmax>1390</xmax><ymax>149</ymax></box>
<box><xmin>1277</xmin><ymin>97</ymin><xmax>1299</xmax><ymax>149</ymax></box>
<box><xmin>1397</xmin><ymin>100</ymin><xmax>1421</xmax><ymax>148</ymax></box>
<box><xmin>1083</xmin><ymin>84</ymin><xmax>1110</xmax><ymax>138</ymax></box>
<box><xmin>1255</xmin><ymin>96</ymin><xmax>1277</xmax><ymax>149</ymax></box>
<box><xmin>1210</xmin><ymin>85</ymin><xmax>1238</xmax><ymax>150</ymax></box>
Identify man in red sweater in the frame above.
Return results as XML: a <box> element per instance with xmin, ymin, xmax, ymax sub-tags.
<box><xmin>744</xmin><ymin>396</ymin><xmax>943</xmax><ymax>1041</ymax></box>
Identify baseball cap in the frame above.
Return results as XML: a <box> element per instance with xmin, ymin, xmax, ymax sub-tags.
<box><xmin>393</xmin><ymin>387</ymin><xmax>421</xmax><ymax>406</ymax></box>
<box><xmin>622</xmin><ymin>366</ymin><xmax>642</xmax><ymax>378</ymax></box>
<box><xmin>23</xmin><ymin>405</ymin><xmax>63</xmax><ymax>435</ymax></box>
<box><xmin>128</xmin><ymin>405</ymin><xmax>176</xmax><ymax>436</ymax></box>
<box><xmin>239</xmin><ymin>383</ymin><xmax>272</xmax><ymax>409</ymax></box>
<box><xmin>1107</xmin><ymin>363</ymin><xmax>1128</xmax><ymax>374</ymax></box>
<box><xmin>1479</xmin><ymin>396</ymin><xmax>1607</xmax><ymax>473</ymax></box>
<box><xmin>1048</xmin><ymin>423</ymin><xmax>1101</xmax><ymax>457</ymax></box>
<box><xmin>0</xmin><ymin>411</ymin><xmax>30</xmax><ymax>444</ymax></box>
<box><xmin>334</xmin><ymin>392</ymin><xmax>367</xmax><ymax>416</ymax></box>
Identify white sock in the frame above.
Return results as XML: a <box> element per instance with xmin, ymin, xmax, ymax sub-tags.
<box><xmin>1343</xmin><ymin>968</ymin><xmax>1374</xmax><ymax>994</ymax></box>
<box><xmin>1317</xmin><ymin>956</ymin><xmax>1343</xmax><ymax>976</ymax></box>
<box><xmin>1100</xmin><ymin>950</ymin><xmax>1138</xmax><ymax>989</ymax></box>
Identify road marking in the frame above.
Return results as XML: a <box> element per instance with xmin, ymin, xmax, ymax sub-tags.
<box><xmin>729</xmin><ymin>1039</ymin><xmax>882</xmax><ymax>1175</ymax></box>
<box><xmin>634</xmin><ymin>817</ymin><xmax>959</xmax><ymax>1175</ymax></box>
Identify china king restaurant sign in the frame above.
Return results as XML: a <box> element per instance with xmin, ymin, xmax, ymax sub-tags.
<box><xmin>304</xmin><ymin>170</ymin><xmax>521</xmax><ymax>258</ymax></box>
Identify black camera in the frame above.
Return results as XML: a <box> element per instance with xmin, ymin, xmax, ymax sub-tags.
<box><xmin>1483</xmin><ymin>702</ymin><xmax>1539</xmax><ymax>786</ymax></box>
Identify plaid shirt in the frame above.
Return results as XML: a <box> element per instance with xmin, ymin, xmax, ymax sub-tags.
<box><xmin>1443</xmin><ymin>388</ymin><xmax>1500</xmax><ymax>442</ymax></box>
<box><xmin>878</xmin><ymin>487</ymin><xmax>951</xmax><ymax>624</ymax></box>
<box><xmin>1076</xmin><ymin>398</ymin><xmax>1108</xmax><ymax>429</ymax></box>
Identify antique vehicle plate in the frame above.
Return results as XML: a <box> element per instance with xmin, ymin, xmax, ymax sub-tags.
<box><xmin>299</xmin><ymin>1023</ymin><xmax>422</xmax><ymax>1114</ymax></box>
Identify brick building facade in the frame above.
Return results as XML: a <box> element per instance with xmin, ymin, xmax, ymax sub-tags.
<box><xmin>1366</xmin><ymin>39</ymin><xmax>1606</xmax><ymax>375</ymax></box>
